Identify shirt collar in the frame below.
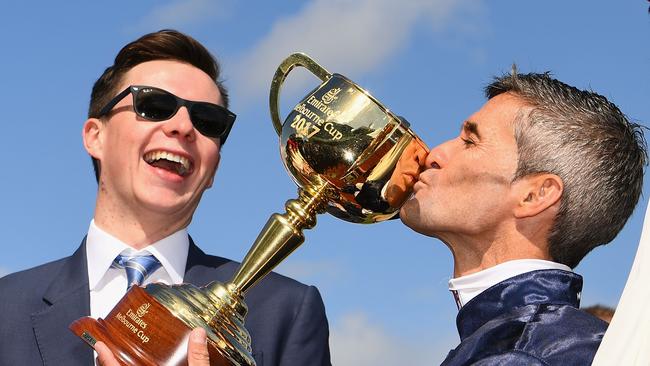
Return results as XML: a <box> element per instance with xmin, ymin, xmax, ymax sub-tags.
<box><xmin>448</xmin><ymin>259</ymin><xmax>572</xmax><ymax>309</ymax></box>
<box><xmin>85</xmin><ymin>220</ymin><xmax>189</xmax><ymax>290</ymax></box>
<box><xmin>454</xmin><ymin>269</ymin><xmax>583</xmax><ymax>340</ymax></box>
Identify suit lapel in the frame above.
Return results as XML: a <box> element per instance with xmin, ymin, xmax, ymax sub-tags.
<box><xmin>183</xmin><ymin>238</ymin><xmax>232</xmax><ymax>286</ymax></box>
<box><xmin>182</xmin><ymin>239</ymin><xmax>266</xmax><ymax>364</ymax></box>
<box><xmin>31</xmin><ymin>240</ymin><xmax>94</xmax><ymax>366</ymax></box>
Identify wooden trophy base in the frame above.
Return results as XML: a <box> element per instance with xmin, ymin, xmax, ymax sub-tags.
<box><xmin>70</xmin><ymin>286</ymin><xmax>230</xmax><ymax>366</ymax></box>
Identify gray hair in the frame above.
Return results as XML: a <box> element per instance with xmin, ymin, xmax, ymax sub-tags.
<box><xmin>486</xmin><ymin>67</ymin><xmax>647</xmax><ymax>268</ymax></box>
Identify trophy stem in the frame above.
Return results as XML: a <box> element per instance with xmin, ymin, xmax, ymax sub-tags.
<box><xmin>226</xmin><ymin>181</ymin><xmax>331</xmax><ymax>296</ymax></box>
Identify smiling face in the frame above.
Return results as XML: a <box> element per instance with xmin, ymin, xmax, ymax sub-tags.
<box><xmin>400</xmin><ymin>93</ymin><xmax>526</xmax><ymax>244</ymax></box>
<box><xmin>83</xmin><ymin>60</ymin><xmax>223</xmax><ymax>241</ymax></box>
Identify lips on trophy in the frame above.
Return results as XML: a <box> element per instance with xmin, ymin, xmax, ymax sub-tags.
<box><xmin>69</xmin><ymin>52</ymin><xmax>428</xmax><ymax>366</ymax></box>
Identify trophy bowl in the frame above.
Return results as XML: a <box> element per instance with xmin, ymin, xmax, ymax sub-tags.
<box><xmin>272</xmin><ymin>53</ymin><xmax>429</xmax><ymax>224</ymax></box>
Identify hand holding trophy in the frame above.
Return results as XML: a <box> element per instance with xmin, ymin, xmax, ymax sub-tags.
<box><xmin>70</xmin><ymin>53</ymin><xmax>428</xmax><ymax>365</ymax></box>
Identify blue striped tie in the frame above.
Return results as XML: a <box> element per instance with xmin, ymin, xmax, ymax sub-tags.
<box><xmin>112</xmin><ymin>254</ymin><xmax>162</xmax><ymax>289</ymax></box>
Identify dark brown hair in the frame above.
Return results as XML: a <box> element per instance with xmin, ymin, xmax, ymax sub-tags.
<box><xmin>88</xmin><ymin>29</ymin><xmax>228</xmax><ymax>182</ymax></box>
<box><xmin>582</xmin><ymin>304</ymin><xmax>615</xmax><ymax>323</ymax></box>
<box><xmin>486</xmin><ymin>68</ymin><xmax>647</xmax><ymax>268</ymax></box>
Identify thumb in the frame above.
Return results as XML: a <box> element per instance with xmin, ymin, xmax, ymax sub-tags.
<box><xmin>95</xmin><ymin>341</ymin><xmax>120</xmax><ymax>366</ymax></box>
<box><xmin>188</xmin><ymin>327</ymin><xmax>210</xmax><ymax>366</ymax></box>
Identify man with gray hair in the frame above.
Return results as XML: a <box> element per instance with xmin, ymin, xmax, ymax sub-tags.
<box><xmin>400</xmin><ymin>68</ymin><xmax>646</xmax><ymax>365</ymax></box>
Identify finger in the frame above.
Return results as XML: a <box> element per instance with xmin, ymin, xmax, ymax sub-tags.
<box><xmin>95</xmin><ymin>341</ymin><xmax>120</xmax><ymax>366</ymax></box>
<box><xmin>188</xmin><ymin>327</ymin><xmax>210</xmax><ymax>366</ymax></box>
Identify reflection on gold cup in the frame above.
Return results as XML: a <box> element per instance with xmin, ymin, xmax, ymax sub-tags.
<box><xmin>270</xmin><ymin>53</ymin><xmax>429</xmax><ymax>223</ymax></box>
<box><xmin>69</xmin><ymin>53</ymin><xmax>428</xmax><ymax>366</ymax></box>
<box><xmin>384</xmin><ymin>139</ymin><xmax>429</xmax><ymax>207</ymax></box>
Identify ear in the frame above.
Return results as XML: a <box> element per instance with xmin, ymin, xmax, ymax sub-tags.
<box><xmin>205</xmin><ymin>151</ymin><xmax>221</xmax><ymax>189</ymax></box>
<box><xmin>83</xmin><ymin>118</ymin><xmax>105</xmax><ymax>160</ymax></box>
<box><xmin>513</xmin><ymin>173</ymin><xmax>563</xmax><ymax>219</ymax></box>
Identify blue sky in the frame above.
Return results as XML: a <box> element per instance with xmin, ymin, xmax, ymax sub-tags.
<box><xmin>1</xmin><ymin>1</ymin><xmax>648</xmax><ymax>364</ymax></box>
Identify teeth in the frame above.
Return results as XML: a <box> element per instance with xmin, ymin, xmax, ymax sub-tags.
<box><xmin>144</xmin><ymin>151</ymin><xmax>191</xmax><ymax>171</ymax></box>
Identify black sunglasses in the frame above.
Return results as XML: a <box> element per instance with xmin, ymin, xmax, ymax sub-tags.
<box><xmin>98</xmin><ymin>85</ymin><xmax>236</xmax><ymax>143</ymax></box>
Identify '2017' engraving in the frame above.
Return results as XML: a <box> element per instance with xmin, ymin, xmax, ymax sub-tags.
<box><xmin>290</xmin><ymin>113</ymin><xmax>344</xmax><ymax>141</ymax></box>
<box><xmin>290</xmin><ymin>115</ymin><xmax>321</xmax><ymax>138</ymax></box>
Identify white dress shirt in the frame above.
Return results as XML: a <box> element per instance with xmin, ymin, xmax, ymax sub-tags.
<box><xmin>85</xmin><ymin>220</ymin><xmax>189</xmax><ymax>320</ymax></box>
<box><xmin>448</xmin><ymin>259</ymin><xmax>572</xmax><ymax>309</ymax></box>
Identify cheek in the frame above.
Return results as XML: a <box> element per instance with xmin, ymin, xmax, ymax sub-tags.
<box><xmin>102</xmin><ymin>130</ymin><xmax>134</xmax><ymax>166</ymax></box>
<box><xmin>495</xmin><ymin>158</ymin><xmax>517</xmax><ymax>177</ymax></box>
<box><xmin>494</xmin><ymin>147</ymin><xmax>519</xmax><ymax>175</ymax></box>
<box><xmin>106</xmin><ymin>122</ymin><xmax>147</xmax><ymax>154</ymax></box>
<box><xmin>446</xmin><ymin>162</ymin><xmax>511</xmax><ymax>188</ymax></box>
<box><xmin>198</xmin><ymin>142</ymin><xmax>221</xmax><ymax>172</ymax></box>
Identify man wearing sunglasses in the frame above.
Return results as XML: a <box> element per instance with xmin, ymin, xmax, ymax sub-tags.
<box><xmin>0</xmin><ymin>30</ymin><xmax>331</xmax><ymax>366</ymax></box>
<box><xmin>399</xmin><ymin>69</ymin><xmax>646</xmax><ymax>365</ymax></box>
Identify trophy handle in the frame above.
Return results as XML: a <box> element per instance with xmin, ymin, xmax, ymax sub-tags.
<box><xmin>269</xmin><ymin>53</ymin><xmax>331</xmax><ymax>136</ymax></box>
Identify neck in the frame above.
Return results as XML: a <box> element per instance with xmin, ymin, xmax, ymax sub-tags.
<box><xmin>93</xmin><ymin>194</ymin><xmax>193</xmax><ymax>250</ymax></box>
<box><xmin>444</xmin><ymin>230</ymin><xmax>551</xmax><ymax>278</ymax></box>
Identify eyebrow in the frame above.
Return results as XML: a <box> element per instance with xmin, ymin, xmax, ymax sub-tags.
<box><xmin>462</xmin><ymin>120</ymin><xmax>481</xmax><ymax>139</ymax></box>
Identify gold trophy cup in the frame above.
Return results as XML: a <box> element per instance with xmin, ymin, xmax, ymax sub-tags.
<box><xmin>70</xmin><ymin>53</ymin><xmax>428</xmax><ymax>365</ymax></box>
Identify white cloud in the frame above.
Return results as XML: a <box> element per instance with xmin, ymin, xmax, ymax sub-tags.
<box><xmin>232</xmin><ymin>0</ymin><xmax>478</xmax><ymax>100</ymax></box>
<box><xmin>330</xmin><ymin>312</ymin><xmax>457</xmax><ymax>366</ymax></box>
<box><xmin>0</xmin><ymin>266</ymin><xmax>10</xmax><ymax>278</ymax></box>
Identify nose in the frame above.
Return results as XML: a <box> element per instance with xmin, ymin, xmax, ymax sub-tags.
<box><xmin>425</xmin><ymin>138</ymin><xmax>453</xmax><ymax>169</ymax></box>
<box><xmin>161</xmin><ymin>106</ymin><xmax>196</xmax><ymax>142</ymax></box>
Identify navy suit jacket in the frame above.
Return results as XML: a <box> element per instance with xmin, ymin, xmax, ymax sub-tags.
<box><xmin>0</xmin><ymin>239</ymin><xmax>331</xmax><ymax>366</ymax></box>
<box><xmin>441</xmin><ymin>270</ymin><xmax>607</xmax><ymax>366</ymax></box>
